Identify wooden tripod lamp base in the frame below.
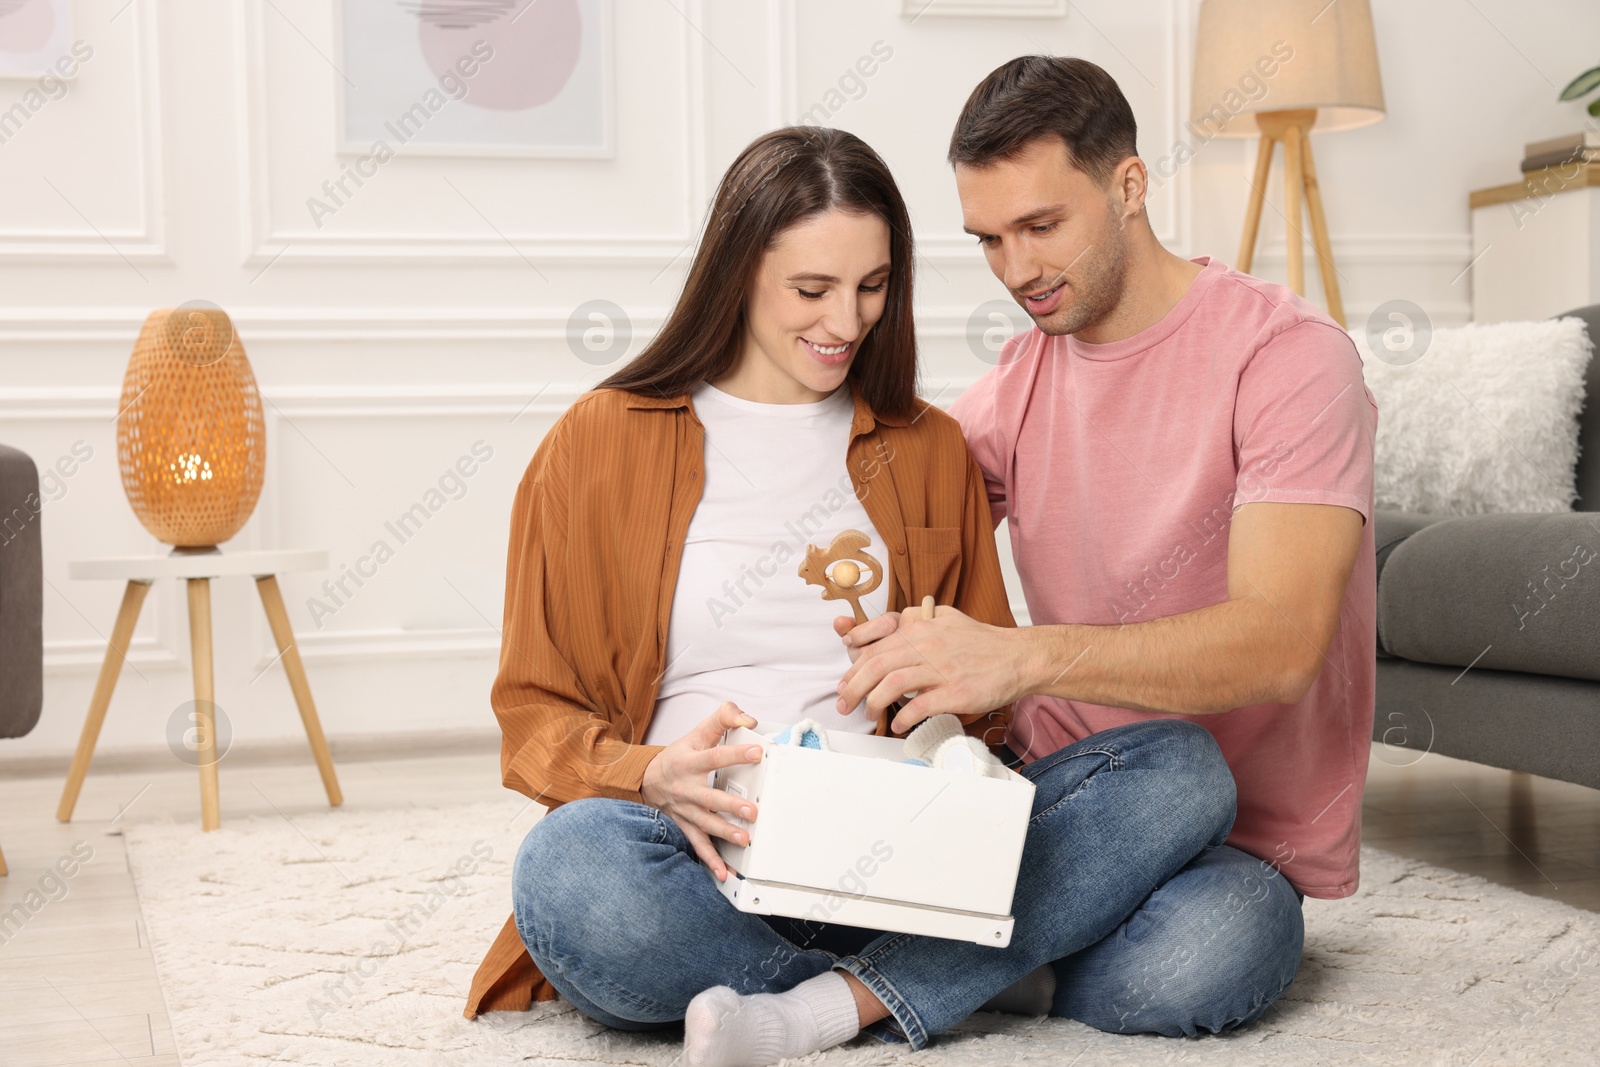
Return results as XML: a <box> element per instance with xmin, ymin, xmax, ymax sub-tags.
<box><xmin>1236</xmin><ymin>108</ymin><xmax>1347</xmax><ymax>329</ymax></box>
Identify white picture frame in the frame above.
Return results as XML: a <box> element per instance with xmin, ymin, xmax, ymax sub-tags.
<box><xmin>0</xmin><ymin>0</ymin><xmax>72</xmax><ymax>79</ymax></box>
<box><xmin>333</xmin><ymin>0</ymin><xmax>614</xmax><ymax>160</ymax></box>
<box><xmin>902</xmin><ymin>0</ymin><xmax>1069</xmax><ymax>16</ymax></box>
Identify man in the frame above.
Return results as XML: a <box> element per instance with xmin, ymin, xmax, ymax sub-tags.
<box><xmin>681</xmin><ymin>56</ymin><xmax>1375</xmax><ymax>1065</ymax></box>
<box><xmin>849</xmin><ymin>49</ymin><xmax>1376</xmax><ymax>1024</ymax></box>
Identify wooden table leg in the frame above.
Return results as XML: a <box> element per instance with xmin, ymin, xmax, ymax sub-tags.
<box><xmin>187</xmin><ymin>578</ymin><xmax>222</xmax><ymax>832</ymax></box>
<box><xmin>255</xmin><ymin>575</ymin><xmax>343</xmax><ymax>808</ymax></box>
<box><xmin>57</xmin><ymin>580</ymin><xmax>152</xmax><ymax>823</ymax></box>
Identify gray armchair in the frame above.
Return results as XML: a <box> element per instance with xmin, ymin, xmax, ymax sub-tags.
<box><xmin>1372</xmin><ymin>305</ymin><xmax>1600</xmax><ymax>789</ymax></box>
<box><xmin>1</xmin><ymin>442</ymin><xmax>45</xmax><ymax>876</ymax></box>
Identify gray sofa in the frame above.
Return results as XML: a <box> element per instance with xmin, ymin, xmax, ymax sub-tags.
<box><xmin>1373</xmin><ymin>304</ymin><xmax>1600</xmax><ymax>790</ymax></box>
<box><xmin>1</xmin><ymin>443</ymin><xmax>45</xmax><ymax>875</ymax></box>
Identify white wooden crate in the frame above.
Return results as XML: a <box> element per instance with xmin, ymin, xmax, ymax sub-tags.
<box><xmin>711</xmin><ymin>724</ymin><xmax>1035</xmax><ymax>947</ymax></box>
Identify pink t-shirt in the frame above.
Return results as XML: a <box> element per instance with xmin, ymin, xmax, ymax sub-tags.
<box><xmin>949</xmin><ymin>255</ymin><xmax>1378</xmax><ymax>899</ymax></box>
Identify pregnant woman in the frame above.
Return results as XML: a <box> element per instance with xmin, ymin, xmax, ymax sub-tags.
<box><xmin>463</xmin><ymin>127</ymin><xmax>1018</xmax><ymax>1053</ymax></box>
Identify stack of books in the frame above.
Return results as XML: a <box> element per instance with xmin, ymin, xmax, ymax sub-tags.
<box><xmin>1523</xmin><ymin>131</ymin><xmax>1600</xmax><ymax>172</ymax></box>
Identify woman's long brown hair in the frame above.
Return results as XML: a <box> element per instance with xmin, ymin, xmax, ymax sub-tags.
<box><xmin>597</xmin><ymin>126</ymin><xmax>919</xmax><ymax>419</ymax></box>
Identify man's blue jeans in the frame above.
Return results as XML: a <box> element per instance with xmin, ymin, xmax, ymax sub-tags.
<box><xmin>510</xmin><ymin>719</ymin><xmax>1305</xmax><ymax>1051</ymax></box>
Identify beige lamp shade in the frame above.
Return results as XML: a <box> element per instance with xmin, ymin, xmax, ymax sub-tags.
<box><xmin>116</xmin><ymin>305</ymin><xmax>266</xmax><ymax>548</ymax></box>
<box><xmin>1191</xmin><ymin>0</ymin><xmax>1385</xmax><ymax>137</ymax></box>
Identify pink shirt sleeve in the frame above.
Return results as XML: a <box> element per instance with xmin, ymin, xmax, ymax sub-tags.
<box><xmin>948</xmin><ymin>371</ymin><xmax>1009</xmax><ymax>528</ymax></box>
<box><xmin>1232</xmin><ymin>320</ymin><xmax>1378</xmax><ymax>525</ymax></box>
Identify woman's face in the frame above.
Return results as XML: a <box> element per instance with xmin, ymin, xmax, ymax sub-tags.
<box><xmin>723</xmin><ymin>208</ymin><xmax>892</xmax><ymax>404</ymax></box>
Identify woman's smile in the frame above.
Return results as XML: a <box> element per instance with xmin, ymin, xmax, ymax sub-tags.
<box><xmin>801</xmin><ymin>336</ymin><xmax>853</xmax><ymax>365</ymax></box>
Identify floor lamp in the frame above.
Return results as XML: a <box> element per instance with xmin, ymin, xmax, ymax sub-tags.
<box><xmin>1192</xmin><ymin>0</ymin><xmax>1386</xmax><ymax>328</ymax></box>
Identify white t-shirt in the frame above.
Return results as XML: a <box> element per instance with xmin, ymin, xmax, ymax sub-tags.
<box><xmin>643</xmin><ymin>381</ymin><xmax>890</xmax><ymax>746</ymax></box>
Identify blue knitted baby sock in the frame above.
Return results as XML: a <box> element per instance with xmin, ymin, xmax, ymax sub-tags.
<box><xmin>771</xmin><ymin>719</ymin><xmax>828</xmax><ymax>750</ymax></box>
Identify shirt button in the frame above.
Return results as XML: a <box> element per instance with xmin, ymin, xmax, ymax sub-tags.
<box><xmin>895</xmin><ymin>544</ymin><xmax>905</xmax><ymax>555</ymax></box>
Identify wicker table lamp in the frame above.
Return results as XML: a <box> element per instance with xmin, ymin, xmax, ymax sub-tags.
<box><xmin>1192</xmin><ymin>0</ymin><xmax>1386</xmax><ymax>327</ymax></box>
<box><xmin>117</xmin><ymin>304</ymin><xmax>265</xmax><ymax>549</ymax></box>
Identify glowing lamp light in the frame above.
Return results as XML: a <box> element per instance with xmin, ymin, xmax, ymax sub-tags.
<box><xmin>116</xmin><ymin>303</ymin><xmax>266</xmax><ymax>549</ymax></box>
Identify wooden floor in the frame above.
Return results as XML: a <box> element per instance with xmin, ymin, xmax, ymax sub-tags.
<box><xmin>1</xmin><ymin>743</ymin><xmax>1597</xmax><ymax>1066</ymax></box>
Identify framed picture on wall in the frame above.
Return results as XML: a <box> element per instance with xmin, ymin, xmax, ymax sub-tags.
<box><xmin>0</xmin><ymin>0</ymin><xmax>72</xmax><ymax>79</ymax></box>
<box><xmin>902</xmin><ymin>0</ymin><xmax>1062</xmax><ymax>15</ymax></box>
<box><xmin>334</xmin><ymin>0</ymin><xmax>613</xmax><ymax>159</ymax></box>
<box><xmin>901</xmin><ymin>0</ymin><xmax>1068</xmax><ymax>16</ymax></box>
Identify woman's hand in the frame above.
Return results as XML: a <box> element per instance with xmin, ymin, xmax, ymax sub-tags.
<box><xmin>640</xmin><ymin>701</ymin><xmax>765</xmax><ymax>882</ymax></box>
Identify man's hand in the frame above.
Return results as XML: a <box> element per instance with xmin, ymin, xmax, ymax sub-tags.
<box><xmin>833</xmin><ymin>606</ymin><xmax>1029</xmax><ymax>733</ymax></box>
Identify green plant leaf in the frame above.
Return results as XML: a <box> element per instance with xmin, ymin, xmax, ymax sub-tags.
<box><xmin>1591</xmin><ymin>98</ymin><xmax>1600</xmax><ymax>116</ymax></box>
<box><xmin>1560</xmin><ymin>65</ymin><xmax>1600</xmax><ymax>100</ymax></box>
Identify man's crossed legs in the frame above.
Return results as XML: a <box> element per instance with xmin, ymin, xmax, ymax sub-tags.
<box><xmin>511</xmin><ymin>719</ymin><xmax>1304</xmax><ymax>1054</ymax></box>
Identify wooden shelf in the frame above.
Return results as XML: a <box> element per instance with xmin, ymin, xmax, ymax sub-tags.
<box><xmin>1470</xmin><ymin>161</ymin><xmax>1600</xmax><ymax>209</ymax></box>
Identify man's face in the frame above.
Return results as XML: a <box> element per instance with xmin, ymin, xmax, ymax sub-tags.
<box><xmin>955</xmin><ymin>136</ymin><xmax>1130</xmax><ymax>336</ymax></box>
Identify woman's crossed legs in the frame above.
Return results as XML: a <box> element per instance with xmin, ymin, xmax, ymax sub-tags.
<box><xmin>511</xmin><ymin>795</ymin><xmax>860</xmax><ymax>1032</ymax></box>
<box><xmin>510</xmin><ymin>720</ymin><xmax>1302</xmax><ymax>1054</ymax></box>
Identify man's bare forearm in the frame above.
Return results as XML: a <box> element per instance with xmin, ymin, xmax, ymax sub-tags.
<box><xmin>1011</xmin><ymin>597</ymin><xmax>1313</xmax><ymax>716</ymax></box>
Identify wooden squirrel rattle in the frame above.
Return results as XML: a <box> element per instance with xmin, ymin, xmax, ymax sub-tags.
<box><xmin>799</xmin><ymin>529</ymin><xmax>935</xmax><ymax>736</ymax></box>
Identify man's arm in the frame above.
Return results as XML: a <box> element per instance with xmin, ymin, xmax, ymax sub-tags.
<box><xmin>1012</xmin><ymin>501</ymin><xmax>1364</xmax><ymax>714</ymax></box>
<box><xmin>837</xmin><ymin>500</ymin><xmax>1365</xmax><ymax>726</ymax></box>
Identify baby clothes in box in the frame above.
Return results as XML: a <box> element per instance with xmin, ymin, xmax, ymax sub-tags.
<box><xmin>770</xmin><ymin>714</ymin><xmax>1010</xmax><ymax>779</ymax></box>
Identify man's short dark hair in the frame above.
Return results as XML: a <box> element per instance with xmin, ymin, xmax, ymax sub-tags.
<box><xmin>947</xmin><ymin>56</ymin><xmax>1138</xmax><ymax>186</ymax></box>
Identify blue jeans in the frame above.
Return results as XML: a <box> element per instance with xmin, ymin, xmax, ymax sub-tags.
<box><xmin>510</xmin><ymin>719</ymin><xmax>1304</xmax><ymax>1051</ymax></box>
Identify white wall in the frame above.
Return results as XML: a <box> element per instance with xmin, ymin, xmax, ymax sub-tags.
<box><xmin>3</xmin><ymin>0</ymin><xmax>1598</xmax><ymax>764</ymax></box>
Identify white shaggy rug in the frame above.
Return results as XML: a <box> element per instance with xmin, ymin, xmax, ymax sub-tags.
<box><xmin>122</xmin><ymin>799</ymin><xmax>1598</xmax><ymax>1066</ymax></box>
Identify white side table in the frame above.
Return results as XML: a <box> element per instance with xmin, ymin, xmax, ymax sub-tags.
<box><xmin>58</xmin><ymin>548</ymin><xmax>343</xmax><ymax>831</ymax></box>
<box><xmin>1470</xmin><ymin>162</ymin><xmax>1600</xmax><ymax>323</ymax></box>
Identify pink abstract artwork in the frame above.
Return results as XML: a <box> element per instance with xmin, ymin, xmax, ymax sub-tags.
<box><xmin>414</xmin><ymin>0</ymin><xmax>584</xmax><ymax>112</ymax></box>
<box><xmin>341</xmin><ymin>0</ymin><xmax>610</xmax><ymax>156</ymax></box>
<box><xmin>0</xmin><ymin>0</ymin><xmax>53</xmax><ymax>54</ymax></box>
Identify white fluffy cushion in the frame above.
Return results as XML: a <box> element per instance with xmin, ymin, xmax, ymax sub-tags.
<box><xmin>1352</xmin><ymin>317</ymin><xmax>1592</xmax><ymax>515</ymax></box>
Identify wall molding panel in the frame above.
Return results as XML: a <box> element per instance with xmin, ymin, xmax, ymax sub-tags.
<box><xmin>0</xmin><ymin>0</ymin><xmax>167</xmax><ymax>263</ymax></box>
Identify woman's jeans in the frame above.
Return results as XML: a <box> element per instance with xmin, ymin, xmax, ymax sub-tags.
<box><xmin>510</xmin><ymin>719</ymin><xmax>1305</xmax><ymax>1051</ymax></box>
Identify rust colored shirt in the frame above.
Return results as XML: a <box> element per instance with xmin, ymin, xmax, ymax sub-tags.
<box><xmin>464</xmin><ymin>380</ymin><xmax>1018</xmax><ymax>1019</ymax></box>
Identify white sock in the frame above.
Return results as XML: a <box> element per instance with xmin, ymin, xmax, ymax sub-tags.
<box><xmin>903</xmin><ymin>712</ymin><xmax>964</xmax><ymax>763</ymax></box>
<box><xmin>931</xmin><ymin>734</ymin><xmax>1013</xmax><ymax>780</ymax></box>
<box><xmin>683</xmin><ymin>970</ymin><xmax>860</xmax><ymax>1067</ymax></box>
